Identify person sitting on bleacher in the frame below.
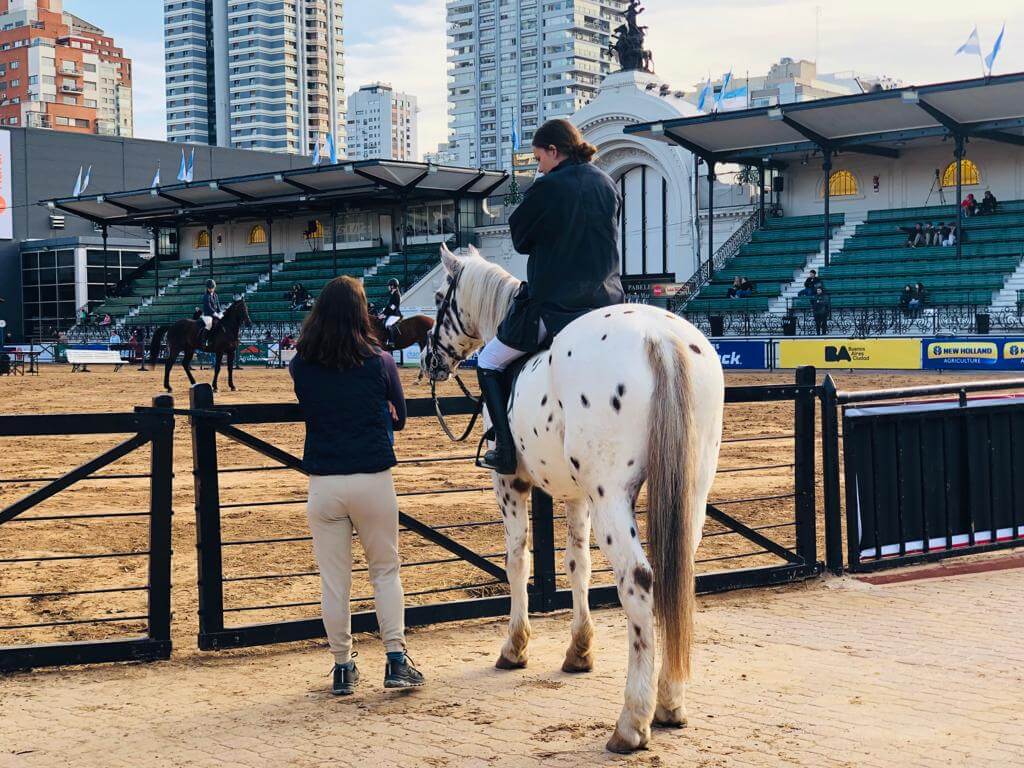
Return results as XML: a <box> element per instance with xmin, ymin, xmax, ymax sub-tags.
<box><xmin>738</xmin><ymin>277</ymin><xmax>756</xmax><ymax>298</ymax></box>
<box><xmin>727</xmin><ymin>276</ymin><xmax>743</xmax><ymax>299</ymax></box>
<box><xmin>979</xmin><ymin>190</ymin><xmax>998</xmax><ymax>215</ymax></box>
<box><xmin>199</xmin><ymin>279</ymin><xmax>223</xmax><ymax>347</ymax></box>
<box><xmin>908</xmin><ymin>282</ymin><xmax>928</xmax><ymax>318</ymax></box>
<box><xmin>961</xmin><ymin>193</ymin><xmax>978</xmax><ymax>217</ymax></box>
<box><xmin>899</xmin><ymin>285</ymin><xmax>914</xmax><ymax>313</ymax></box>
<box><xmin>901</xmin><ymin>223</ymin><xmax>925</xmax><ymax>248</ymax></box>
<box><xmin>943</xmin><ymin>222</ymin><xmax>958</xmax><ymax>247</ymax></box>
<box><xmin>290</xmin><ymin>283</ymin><xmax>311</xmax><ymax>311</ymax></box>
<box><xmin>799</xmin><ymin>269</ymin><xmax>824</xmax><ymax>297</ymax></box>
<box><xmin>924</xmin><ymin>222</ymin><xmax>938</xmax><ymax>246</ymax></box>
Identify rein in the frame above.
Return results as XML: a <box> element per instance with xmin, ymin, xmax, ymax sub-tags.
<box><xmin>428</xmin><ymin>271</ymin><xmax>483</xmax><ymax>443</ymax></box>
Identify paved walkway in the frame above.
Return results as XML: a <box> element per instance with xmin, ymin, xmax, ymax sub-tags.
<box><xmin>3</xmin><ymin>561</ymin><xmax>1023</xmax><ymax>768</ymax></box>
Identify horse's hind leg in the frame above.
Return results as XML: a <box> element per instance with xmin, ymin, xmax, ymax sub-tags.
<box><xmin>494</xmin><ymin>474</ymin><xmax>532</xmax><ymax>669</ymax></box>
<box><xmin>592</xmin><ymin>495</ymin><xmax>656</xmax><ymax>753</ymax></box>
<box><xmin>163</xmin><ymin>347</ymin><xmax>177</xmax><ymax>392</ymax></box>
<box><xmin>561</xmin><ymin>499</ymin><xmax>594</xmax><ymax>673</ymax></box>
<box><xmin>226</xmin><ymin>350</ymin><xmax>236</xmax><ymax>391</ymax></box>
<box><xmin>183</xmin><ymin>350</ymin><xmax>197</xmax><ymax>386</ymax></box>
<box><xmin>212</xmin><ymin>353</ymin><xmax>222</xmax><ymax>391</ymax></box>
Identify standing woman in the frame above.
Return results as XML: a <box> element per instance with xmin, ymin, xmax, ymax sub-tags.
<box><xmin>290</xmin><ymin>275</ymin><xmax>424</xmax><ymax>695</ymax></box>
<box><xmin>476</xmin><ymin>118</ymin><xmax>624</xmax><ymax>474</ymax></box>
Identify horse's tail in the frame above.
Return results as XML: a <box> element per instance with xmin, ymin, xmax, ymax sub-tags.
<box><xmin>149</xmin><ymin>326</ymin><xmax>168</xmax><ymax>365</ymax></box>
<box><xmin>644</xmin><ymin>335</ymin><xmax>698</xmax><ymax>681</ymax></box>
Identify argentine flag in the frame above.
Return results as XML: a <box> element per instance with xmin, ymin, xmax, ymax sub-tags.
<box><xmin>81</xmin><ymin>165</ymin><xmax>92</xmax><ymax>195</ymax></box>
<box><xmin>511</xmin><ymin>117</ymin><xmax>520</xmax><ymax>152</ymax></box>
<box><xmin>312</xmin><ymin>136</ymin><xmax>321</xmax><ymax>166</ymax></box>
<box><xmin>72</xmin><ymin>165</ymin><xmax>84</xmax><ymax>197</ymax></box>
<box><xmin>696</xmin><ymin>77</ymin><xmax>713</xmax><ymax>112</ymax></box>
<box><xmin>956</xmin><ymin>27</ymin><xmax>982</xmax><ymax>56</ymax></box>
<box><xmin>176</xmin><ymin>147</ymin><xmax>188</xmax><ymax>182</ymax></box>
<box><xmin>151</xmin><ymin>162</ymin><xmax>161</xmax><ymax>189</ymax></box>
<box><xmin>714</xmin><ymin>71</ymin><xmax>733</xmax><ymax>113</ymax></box>
<box><xmin>721</xmin><ymin>83</ymin><xmax>748</xmax><ymax>110</ymax></box>
<box><xmin>985</xmin><ymin>24</ymin><xmax>1005</xmax><ymax>74</ymax></box>
<box><xmin>185</xmin><ymin>148</ymin><xmax>195</xmax><ymax>183</ymax></box>
<box><xmin>326</xmin><ymin>133</ymin><xmax>337</xmax><ymax>165</ymax></box>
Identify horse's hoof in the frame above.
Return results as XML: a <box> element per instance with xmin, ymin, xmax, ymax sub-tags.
<box><xmin>229</xmin><ymin>386</ymin><xmax>236</xmax><ymax>392</ymax></box>
<box><xmin>495</xmin><ymin>653</ymin><xmax>527</xmax><ymax>670</ymax></box>
<box><xmin>653</xmin><ymin>704</ymin><xmax>688</xmax><ymax>729</ymax></box>
<box><xmin>561</xmin><ymin>650</ymin><xmax>593</xmax><ymax>673</ymax></box>
<box><xmin>605</xmin><ymin>726</ymin><xmax>649</xmax><ymax>754</ymax></box>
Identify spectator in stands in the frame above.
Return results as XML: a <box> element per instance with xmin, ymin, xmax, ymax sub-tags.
<box><xmin>289</xmin><ymin>275</ymin><xmax>424</xmax><ymax>696</ymax></box>
<box><xmin>980</xmin><ymin>190</ymin><xmax>998</xmax><ymax>215</ymax></box>
<box><xmin>727</xmin><ymin>276</ymin><xmax>743</xmax><ymax>299</ymax></box>
<box><xmin>924</xmin><ymin>222</ymin><xmax>937</xmax><ymax>246</ymax></box>
<box><xmin>905</xmin><ymin>282</ymin><xmax>927</xmax><ymax>317</ymax></box>
<box><xmin>901</xmin><ymin>223</ymin><xmax>925</xmax><ymax>248</ymax></box>
<box><xmin>109</xmin><ymin>330</ymin><xmax>121</xmax><ymax>345</ymax></box>
<box><xmin>738</xmin><ymin>277</ymin><xmax>756</xmax><ymax>298</ymax></box>
<box><xmin>263</xmin><ymin>329</ymin><xmax>274</xmax><ymax>343</ymax></box>
<box><xmin>99</xmin><ymin>313</ymin><xmax>112</xmax><ymax>326</ymax></box>
<box><xmin>962</xmin><ymin>193</ymin><xmax>978</xmax><ymax>217</ymax></box>
<box><xmin>128</xmin><ymin>331</ymin><xmax>143</xmax><ymax>363</ymax></box>
<box><xmin>811</xmin><ymin>286</ymin><xmax>831</xmax><ymax>335</ymax></box>
<box><xmin>290</xmin><ymin>283</ymin><xmax>310</xmax><ymax>311</ymax></box>
<box><xmin>899</xmin><ymin>285</ymin><xmax>914</xmax><ymax>313</ymax></box>
<box><xmin>943</xmin><ymin>222</ymin><xmax>958</xmax><ymax>247</ymax></box>
<box><xmin>799</xmin><ymin>269</ymin><xmax>824</xmax><ymax>297</ymax></box>
<box><xmin>79</xmin><ymin>305</ymin><xmax>89</xmax><ymax>326</ymax></box>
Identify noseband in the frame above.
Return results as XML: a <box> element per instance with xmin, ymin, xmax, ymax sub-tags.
<box><xmin>427</xmin><ymin>270</ymin><xmax>482</xmax><ymax>442</ymax></box>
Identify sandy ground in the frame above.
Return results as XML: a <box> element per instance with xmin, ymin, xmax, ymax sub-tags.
<box><xmin>2</xmin><ymin>364</ymin><xmax>1023</xmax><ymax>651</ymax></box>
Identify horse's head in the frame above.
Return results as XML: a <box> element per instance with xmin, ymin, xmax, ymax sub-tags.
<box><xmin>423</xmin><ymin>244</ymin><xmax>491</xmax><ymax>383</ymax></box>
<box><xmin>228</xmin><ymin>297</ymin><xmax>251</xmax><ymax>327</ymax></box>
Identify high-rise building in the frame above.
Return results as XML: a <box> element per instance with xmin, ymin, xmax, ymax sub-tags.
<box><xmin>165</xmin><ymin>0</ymin><xmax>345</xmax><ymax>156</ymax></box>
<box><xmin>446</xmin><ymin>0</ymin><xmax>626</xmax><ymax>170</ymax></box>
<box><xmin>346</xmin><ymin>82</ymin><xmax>417</xmax><ymax>161</ymax></box>
<box><xmin>0</xmin><ymin>0</ymin><xmax>133</xmax><ymax>136</ymax></box>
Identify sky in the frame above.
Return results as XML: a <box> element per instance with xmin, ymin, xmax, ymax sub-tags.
<box><xmin>69</xmin><ymin>0</ymin><xmax>1024</xmax><ymax>158</ymax></box>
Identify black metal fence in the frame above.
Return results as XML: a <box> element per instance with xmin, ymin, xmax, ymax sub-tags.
<box><xmin>820</xmin><ymin>376</ymin><xmax>1024</xmax><ymax>574</ymax></box>
<box><xmin>0</xmin><ymin>397</ymin><xmax>174</xmax><ymax>672</ymax></box>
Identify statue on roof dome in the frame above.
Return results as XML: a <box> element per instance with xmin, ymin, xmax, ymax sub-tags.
<box><xmin>610</xmin><ymin>1</ymin><xmax>654</xmax><ymax>73</ymax></box>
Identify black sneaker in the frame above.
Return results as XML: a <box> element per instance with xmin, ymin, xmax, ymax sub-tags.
<box><xmin>384</xmin><ymin>655</ymin><xmax>425</xmax><ymax>690</ymax></box>
<box><xmin>331</xmin><ymin>657</ymin><xmax>360</xmax><ymax>696</ymax></box>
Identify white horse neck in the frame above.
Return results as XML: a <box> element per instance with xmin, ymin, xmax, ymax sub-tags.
<box><xmin>459</xmin><ymin>259</ymin><xmax>520</xmax><ymax>341</ymax></box>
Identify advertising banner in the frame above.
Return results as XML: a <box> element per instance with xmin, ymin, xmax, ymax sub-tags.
<box><xmin>779</xmin><ymin>338</ymin><xmax>921</xmax><ymax>370</ymax></box>
<box><xmin>711</xmin><ymin>340</ymin><xmax>769</xmax><ymax>370</ymax></box>
<box><xmin>0</xmin><ymin>130</ymin><xmax>11</xmax><ymax>240</ymax></box>
<box><xmin>922</xmin><ymin>337</ymin><xmax>1024</xmax><ymax>371</ymax></box>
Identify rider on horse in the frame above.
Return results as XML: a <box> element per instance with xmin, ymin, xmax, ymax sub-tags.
<box><xmin>378</xmin><ymin>278</ymin><xmax>402</xmax><ymax>348</ymax></box>
<box><xmin>199</xmin><ymin>279</ymin><xmax>223</xmax><ymax>347</ymax></box>
<box><xmin>476</xmin><ymin>118</ymin><xmax>624</xmax><ymax>474</ymax></box>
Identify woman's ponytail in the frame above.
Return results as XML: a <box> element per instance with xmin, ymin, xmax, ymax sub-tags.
<box><xmin>532</xmin><ymin>118</ymin><xmax>598</xmax><ymax>164</ymax></box>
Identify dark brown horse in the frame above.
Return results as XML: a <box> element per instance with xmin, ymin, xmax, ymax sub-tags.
<box><xmin>148</xmin><ymin>298</ymin><xmax>251</xmax><ymax>392</ymax></box>
<box><xmin>371</xmin><ymin>313</ymin><xmax>435</xmax><ymax>354</ymax></box>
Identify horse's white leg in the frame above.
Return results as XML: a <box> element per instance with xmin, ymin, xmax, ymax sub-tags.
<box><xmin>592</xmin><ymin>496</ymin><xmax>655</xmax><ymax>753</ymax></box>
<box><xmin>561</xmin><ymin>499</ymin><xmax>594</xmax><ymax>673</ymax></box>
<box><xmin>495</xmin><ymin>475</ymin><xmax>532</xmax><ymax>669</ymax></box>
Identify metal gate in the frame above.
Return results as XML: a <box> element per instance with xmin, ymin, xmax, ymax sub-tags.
<box><xmin>0</xmin><ymin>397</ymin><xmax>174</xmax><ymax>672</ymax></box>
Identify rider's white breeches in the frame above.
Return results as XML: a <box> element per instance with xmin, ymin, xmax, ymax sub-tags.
<box><xmin>477</xmin><ymin>320</ymin><xmax>547</xmax><ymax>372</ymax></box>
<box><xmin>384</xmin><ymin>316</ymin><xmax>400</xmax><ymax>328</ymax></box>
<box><xmin>202</xmin><ymin>315</ymin><xmax>213</xmax><ymax>330</ymax></box>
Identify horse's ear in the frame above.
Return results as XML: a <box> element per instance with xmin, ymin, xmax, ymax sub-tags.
<box><xmin>440</xmin><ymin>243</ymin><xmax>462</xmax><ymax>276</ymax></box>
<box><xmin>467</xmin><ymin>244</ymin><xmax>482</xmax><ymax>259</ymax></box>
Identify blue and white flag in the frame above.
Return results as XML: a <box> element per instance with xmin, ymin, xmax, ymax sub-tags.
<box><xmin>151</xmin><ymin>162</ymin><xmax>161</xmax><ymax>189</ymax></box>
<box><xmin>696</xmin><ymin>77</ymin><xmax>713</xmax><ymax>112</ymax></box>
<box><xmin>81</xmin><ymin>165</ymin><xmax>92</xmax><ymax>195</ymax></box>
<box><xmin>722</xmin><ymin>84</ymin><xmax>748</xmax><ymax>110</ymax></box>
<box><xmin>185</xmin><ymin>148</ymin><xmax>195</xmax><ymax>183</ymax></box>
<box><xmin>985</xmin><ymin>23</ymin><xmax>1005</xmax><ymax>74</ymax></box>
<box><xmin>714</xmin><ymin>71</ymin><xmax>733</xmax><ymax>113</ymax></box>
<box><xmin>72</xmin><ymin>165</ymin><xmax>83</xmax><ymax>197</ymax></box>
<box><xmin>511</xmin><ymin>117</ymin><xmax>520</xmax><ymax>152</ymax></box>
<box><xmin>312</xmin><ymin>136</ymin><xmax>321</xmax><ymax>166</ymax></box>
<box><xmin>176</xmin><ymin>147</ymin><xmax>188</xmax><ymax>182</ymax></box>
<box><xmin>956</xmin><ymin>26</ymin><xmax>982</xmax><ymax>56</ymax></box>
<box><xmin>326</xmin><ymin>133</ymin><xmax>337</xmax><ymax>165</ymax></box>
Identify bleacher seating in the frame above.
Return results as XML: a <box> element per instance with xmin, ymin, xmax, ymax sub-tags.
<box><xmin>684</xmin><ymin>214</ymin><xmax>843</xmax><ymax>313</ymax></box>
<box><xmin>790</xmin><ymin>201</ymin><xmax>1024</xmax><ymax>310</ymax></box>
<box><xmin>83</xmin><ymin>259</ymin><xmax>191</xmax><ymax>326</ymax></box>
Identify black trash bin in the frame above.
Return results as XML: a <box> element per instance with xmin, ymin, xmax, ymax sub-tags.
<box><xmin>709</xmin><ymin>315</ymin><xmax>725</xmax><ymax>337</ymax></box>
<box><xmin>782</xmin><ymin>314</ymin><xmax>797</xmax><ymax>336</ymax></box>
<box><xmin>975</xmin><ymin>313</ymin><xmax>990</xmax><ymax>335</ymax></box>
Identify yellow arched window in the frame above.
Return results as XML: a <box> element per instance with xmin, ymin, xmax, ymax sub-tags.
<box><xmin>941</xmin><ymin>159</ymin><xmax>980</xmax><ymax>188</ymax></box>
<box><xmin>194</xmin><ymin>229</ymin><xmax>210</xmax><ymax>249</ymax></box>
<box><xmin>248</xmin><ymin>224</ymin><xmax>268</xmax><ymax>245</ymax></box>
<box><xmin>825</xmin><ymin>170</ymin><xmax>858</xmax><ymax>197</ymax></box>
<box><xmin>306</xmin><ymin>220</ymin><xmax>323</xmax><ymax>239</ymax></box>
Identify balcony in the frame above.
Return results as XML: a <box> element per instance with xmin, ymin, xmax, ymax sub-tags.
<box><xmin>25</xmin><ymin>112</ymin><xmax>52</xmax><ymax>129</ymax></box>
<box><xmin>61</xmin><ymin>83</ymin><xmax>84</xmax><ymax>94</ymax></box>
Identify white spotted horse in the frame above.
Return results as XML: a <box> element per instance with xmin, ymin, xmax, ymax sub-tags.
<box><xmin>423</xmin><ymin>245</ymin><xmax>724</xmax><ymax>753</ymax></box>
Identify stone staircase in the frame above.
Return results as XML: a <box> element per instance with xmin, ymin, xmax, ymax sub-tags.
<box><xmin>768</xmin><ymin>218</ymin><xmax>862</xmax><ymax>316</ymax></box>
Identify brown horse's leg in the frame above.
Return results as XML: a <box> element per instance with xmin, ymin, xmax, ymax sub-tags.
<box><xmin>212</xmin><ymin>352</ymin><xmax>221</xmax><ymax>391</ymax></box>
<box><xmin>183</xmin><ymin>349</ymin><xmax>197</xmax><ymax>386</ymax></box>
<box><xmin>227</xmin><ymin>349</ymin><xmax>236</xmax><ymax>391</ymax></box>
<box><xmin>164</xmin><ymin>345</ymin><xmax>176</xmax><ymax>392</ymax></box>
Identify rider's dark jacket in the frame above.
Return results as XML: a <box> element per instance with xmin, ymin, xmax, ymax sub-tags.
<box><xmin>202</xmin><ymin>291</ymin><xmax>222</xmax><ymax>317</ymax></box>
<box><xmin>498</xmin><ymin>157</ymin><xmax>624</xmax><ymax>352</ymax></box>
<box><xmin>381</xmin><ymin>289</ymin><xmax>401</xmax><ymax>319</ymax></box>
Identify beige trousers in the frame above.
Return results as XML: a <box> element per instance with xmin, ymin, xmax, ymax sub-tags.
<box><xmin>306</xmin><ymin>471</ymin><xmax>406</xmax><ymax>664</ymax></box>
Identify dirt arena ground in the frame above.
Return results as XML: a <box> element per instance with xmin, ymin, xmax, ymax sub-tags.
<box><xmin>2</xmin><ymin>364</ymin><xmax>1023</xmax><ymax>652</ymax></box>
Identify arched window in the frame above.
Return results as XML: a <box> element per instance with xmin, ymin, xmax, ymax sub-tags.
<box><xmin>941</xmin><ymin>159</ymin><xmax>980</xmax><ymax>188</ymax></box>
<box><xmin>305</xmin><ymin>219</ymin><xmax>323</xmax><ymax>239</ymax></box>
<box><xmin>194</xmin><ymin>229</ymin><xmax>209</xmax><ymax>249</ymax></box>
<box><xmin>825</xmin><ymin>170</ymin><xmax>858</xmax><ymax>197</ymax></box>
<box><xmin>248</xmin><ymin>224</ymin><xmax>267</xmax><ymax>245</ymax></box>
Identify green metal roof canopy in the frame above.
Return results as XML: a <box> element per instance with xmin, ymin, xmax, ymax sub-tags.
<box><xmin>43</xmin><ymin>158</ymin><xmax>510</xmax><ymax>227</ymax></box>
<box><xmin>624</xmin><ymin>71</ymin><xmax>1024</xmax><ymax>165</ymax></box>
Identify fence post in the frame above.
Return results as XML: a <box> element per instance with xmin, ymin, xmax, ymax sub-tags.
<box><xmin>530</xmin><ymin>488</ymin><xmax>557</xmax><ymax>613</ymax></box>
<box><xmin>190</xmin><ymin>383</ymin><xmax>225</xmax><ymax>647</ymax></box>
<box><xmin>792</xmin><ymin>366</ymin><xmax>817</xmax><ymax>567</ymax></box>
<box><xmin>147</xmin><ymin>394</ymin><xmax>175</xmax><ymax>656</ymax></box>
<box><xmin>820</xmin><ymin>375</ymin><xmax>844</xmax><ymax>574</ymax></box>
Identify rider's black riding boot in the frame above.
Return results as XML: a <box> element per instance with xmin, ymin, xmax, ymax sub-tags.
<box><xmin>477</xmin><ymin>367</ymin><xmax>517</xmax><ymax>475</ymax></box>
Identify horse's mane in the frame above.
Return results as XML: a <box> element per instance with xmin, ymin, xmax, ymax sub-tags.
<box><xmin>456</xmin><ymin>254</ymin><xmax>520</xmax><ymax>340</ymax></box>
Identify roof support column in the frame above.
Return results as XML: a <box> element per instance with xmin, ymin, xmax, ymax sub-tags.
<box><xmin>400</xmin><ymin>195</ymin><xmax>409</xmax><ymax>288</ymax></box>
<box><xmin>266</xmin><ymin>218</ymin><xmax>274</xmax><ymax>289</ymax></box>
<box><xmin>207</xmin><ymin>224</ymin><xmax>214</xmax><ymax>280</ymax></box>
<box><xmin>954</xmin><ymin>136</ymin><xmax>965</xmax><ymax>263</ymax></box>
<box><xmin>822</xmin><ymin>150</ymin><xmax>833</xmax><ymax>267</ymax></box>
<box><xmin>101</xmin><ymin>224</ymin><xmax>109</xmax><ymax>301</ymax></box>
<box><xmin>331</xmin><ymin>207</ymin><xmax>338</xmax><ymax>278</ymax></box>
<box><xmin>706</xmin><ymin>160</ymin><xmax>716</xmax><ymax>281</ymax></box>
<box><xmin>758</xmin><ymin>165</ymin><xmax>766</xmax><ymax>228</ymax></box>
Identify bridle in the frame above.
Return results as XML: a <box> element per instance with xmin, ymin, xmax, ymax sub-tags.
<box><xmin>426</xmin><ymin>269</ymin><xmax>482</xmax><ymax>442</ymax></box>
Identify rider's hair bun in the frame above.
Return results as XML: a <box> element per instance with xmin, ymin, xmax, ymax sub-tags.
<box><xmin>532</xmin><ymin>118</ymin><xmax>598</xmax><ymax>164</ymax></box>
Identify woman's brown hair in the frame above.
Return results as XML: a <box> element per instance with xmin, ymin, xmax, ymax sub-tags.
<box><xmin>531</xmin><ymin>118</ymin><xmax>598</xmax><ymax>163</ymax></box>
<box><xmin>297</xmin><ymin>275</ymin><xmax>377</xmax><ymax>369</ymax></box>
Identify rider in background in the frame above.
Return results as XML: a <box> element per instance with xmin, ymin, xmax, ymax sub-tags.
<box><xmin>199</xmin><ymin>279</ymin><xmax>223</xmax><ymax>347</ymax></box>
<box><xmin>475</xmin><ymin>118</ymin><xmax>624</xmax><ymax>474</ymax></box>
<box><xmin>378</xmin><ymin>278</ymin><xmax>402</xmax><ymax>347</ymax></box>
